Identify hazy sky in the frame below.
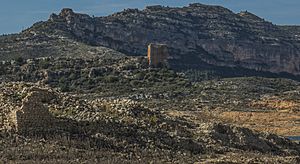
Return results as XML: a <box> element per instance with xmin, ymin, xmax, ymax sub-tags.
<box><xmin>1</xmin><ymin>0</ymin><xmax>300</xmax><ymax>34</ymax></box>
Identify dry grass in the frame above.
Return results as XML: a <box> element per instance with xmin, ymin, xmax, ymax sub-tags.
<box><xmin>219</xmin><ymin>110</ymin><xmax>300</xmax><ymax>136</ymax></box>
<box><xmin>249</xmin><ymin>98</ymin><xmax>300</xmax><ymax>110</ymax></box>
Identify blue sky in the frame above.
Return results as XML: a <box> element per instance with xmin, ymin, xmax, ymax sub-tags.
<box><xmin>1</xmin><ymin>0</ymin><xmax>300</xmax><ymax>34</ymax></box>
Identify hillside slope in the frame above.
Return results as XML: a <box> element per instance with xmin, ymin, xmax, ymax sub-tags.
<box><xmin>0</xmin><ymin>82</ymin><xmax>299</xmax><ymax>163</ymax></box>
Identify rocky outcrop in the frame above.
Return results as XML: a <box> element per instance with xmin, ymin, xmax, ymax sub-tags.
<box><xmin>202</xmin><ymin>123</ymin><xmax>300</xmax><ymax>155</ymax></box>
<box><xmin>44</xmin><ymin>4</ymin><xmax>300</xmax><ymax>75</ymax></box>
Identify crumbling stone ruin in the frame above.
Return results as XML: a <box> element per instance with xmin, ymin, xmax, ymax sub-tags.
<box><xmin>11</xmin><ymin>87</ymin><xmax>56</xmax><ymax>134</ymax></box>
<box><xmin>147</xmin><ymin>43</ymin><xmax>169</xmax><ymax>67</ymax></box>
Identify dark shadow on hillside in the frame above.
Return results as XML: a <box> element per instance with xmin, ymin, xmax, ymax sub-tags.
<box><xmin>20</xmin><ymin>116</ymin><xmax>203</xmax><ymax>155</ymax></box>
<box><xmin>169</xmin><ymin>56</ymin><xmax>300</xmax><ymax>81</ymax></box>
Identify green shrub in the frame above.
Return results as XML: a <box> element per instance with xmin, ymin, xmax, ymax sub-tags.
<box><xmin>134</xmin><ymin>72</ymin><xmax>145</xmax><ymax>80</ymax></box>
<box><xmin>58</xmin><ymin>77</ymin><xmax>67</xmax><ymax>83</ymax></box>
<box><xmin>130</xmin><ymin>80</ymin><xmax>140</xmax><ymax>87</ymax></box>
<box><xmin>15</xmin><ymin>56</ymin><xmax>25</xmax><ymax>65</ymax></box>
<box><xmin>59</xmin><ymin>83</ymin><xmax>70</xmax><ymax>92</ymax></box>
<box><xmin>38</xmin><ymin>59</ymin><xmax>51</xmax><ymax>69</ymax></box>
<box><xmin>104</xmin><ymin>75</ymin><xmax>119</xmax><ymax>83</ymax></box>
<box><xmin>69</xmin><ymin>73</ymin><xmax>78</xmax><ymax>80</ymax></box>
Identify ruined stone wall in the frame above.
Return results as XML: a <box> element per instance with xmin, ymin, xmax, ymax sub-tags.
<box><xmin>147</xmin><ymin>44</ymin><xmax>169</xmax><ymax>67</ymax></box>
<box><xmin>14</xmin><ymin>88</ymin><xmax>56</xmax><ymax>133</ymax></box>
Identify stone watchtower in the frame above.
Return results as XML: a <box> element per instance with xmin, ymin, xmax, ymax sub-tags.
<box><xmin>147</xmin><ymin>43</ymin><xmax>169</xmax><ymax>67</ymax></box>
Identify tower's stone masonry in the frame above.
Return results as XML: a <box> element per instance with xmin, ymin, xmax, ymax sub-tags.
<box><xmin>147</xmin><ymin>43</ymin><xmax>169</xmax><ymax>67</ymax></box>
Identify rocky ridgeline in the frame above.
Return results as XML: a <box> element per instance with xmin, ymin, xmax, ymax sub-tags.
<box><xmin>1</xmin><ymin>3</ymin><xmax>300</xmax><ymax>76</ymax></box>
<box><xmin>40</xmin><ymin>3</ymin><xmax>300</xmax><ymax>75</ymax></box>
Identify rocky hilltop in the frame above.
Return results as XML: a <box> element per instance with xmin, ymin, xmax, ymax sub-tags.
<box><xmin>1</xmin><ymin>3</ymin><xmax>299</xmax><ymax>75</ymax></box>
<box><xmin>51</xmin><ymin>4</ymin><xmax>300</xmax><ymax>74</ymax></box>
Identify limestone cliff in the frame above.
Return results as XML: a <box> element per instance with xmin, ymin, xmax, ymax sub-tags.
<box><xmin>2</xmin><ymin>3</ymin><xmax>300</xmax><ymax>75</ymax></box>
<box><xmin>45</xmin><ymin>4</ymin><xmax>300</xmax><ymax>75</ymax></box>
